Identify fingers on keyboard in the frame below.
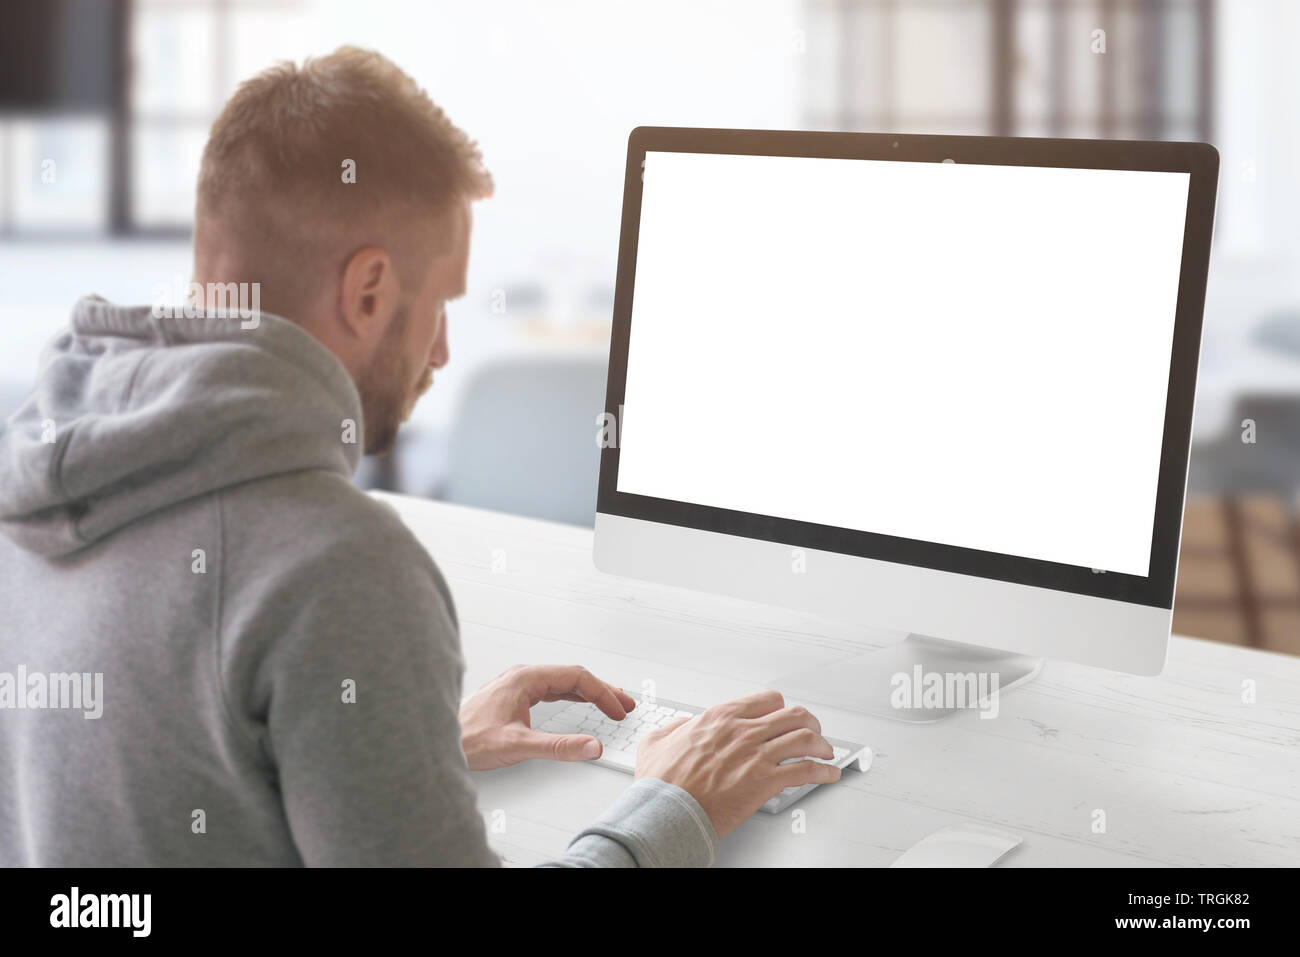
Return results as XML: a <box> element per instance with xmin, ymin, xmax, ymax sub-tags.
<box><xmin>766</xmin><ymin>728</ymin><xmax>836</xmax><ymax>763</ymax></box>
<box><xmin>775</xmin><ymin>759</ymin><xmax>842</xmax><ymax>790</ymax></box>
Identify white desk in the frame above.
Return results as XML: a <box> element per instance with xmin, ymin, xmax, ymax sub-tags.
<box><xmin>374</xmin><ymin>492</ymin><xmax>1300</xmax><ymax>867</ymax></box>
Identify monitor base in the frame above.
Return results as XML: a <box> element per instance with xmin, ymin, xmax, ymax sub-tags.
<box><xmin>770</xmin><ymin>633</ymin><xmax>1043</xmax><ymax>722</ymax></box>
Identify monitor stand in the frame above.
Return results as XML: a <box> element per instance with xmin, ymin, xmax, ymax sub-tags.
<box><xmin>770</xmin><ymin>633</ymin><xmax>1044</xmax><ymax>723</ymax></box>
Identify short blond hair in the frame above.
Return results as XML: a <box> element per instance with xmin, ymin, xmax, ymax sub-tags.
<box><xmin>196</xmin><ymin>46</ymin><xmax>491</xmax><ymax>306</ymax></box>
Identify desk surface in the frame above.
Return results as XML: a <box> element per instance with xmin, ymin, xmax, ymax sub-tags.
<box><xmin>374</xmin><ymin>492</ymin><xmax>1300</xmax><ymax>867</ymax></box>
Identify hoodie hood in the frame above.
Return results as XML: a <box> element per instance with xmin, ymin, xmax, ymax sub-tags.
<box><xmin>0</xmin><ymin>295</ymin><xmax>364</xmax><ymax>557</ymax></box>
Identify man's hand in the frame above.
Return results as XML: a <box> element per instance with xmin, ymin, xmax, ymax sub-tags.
<box><xmin>460</xmin><ymin>664</ymin><xmax>636</xmax><ymax>771</ymax></box>
<box><xmin>634</xmin><ymin>689</ymin><xmax>841</xmax><ymax>838</ymax></box>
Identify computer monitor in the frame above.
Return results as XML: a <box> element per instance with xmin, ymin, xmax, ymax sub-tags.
<box><xmin>594</xmin><ymin>127</ymin><xmax>1218</xmax><ymax>721</ymax></box>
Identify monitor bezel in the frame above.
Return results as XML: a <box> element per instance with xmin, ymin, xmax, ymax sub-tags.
<box><xmin>597</xmin><ymin>127</ymin><xmax>1219</xmax><ymax>610</ymax></box>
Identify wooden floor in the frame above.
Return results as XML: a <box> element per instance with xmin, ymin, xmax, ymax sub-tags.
<box><xmin>1174</xmin><ymin>495</ymin><xmax>1300</xmax><ymax>656</ymax></box>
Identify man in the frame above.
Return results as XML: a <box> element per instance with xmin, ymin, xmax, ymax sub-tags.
<box><xmin>0</xmin><ymin>47</ymin><xmax>839</xmax><ymax>867</ymax></box>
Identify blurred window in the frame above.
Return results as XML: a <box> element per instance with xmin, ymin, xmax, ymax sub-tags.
<box><xmin>803</xmin><ymin>0</ymin><xmax>1213</xmax><ymax>141</ymax></box>
<box><xmin>0</xmin><ymin>118</ymin><xmax>111</xmax><ymax>235</ymax></box>
<box><xmin>0</xmin><ymin>0</ymin><xmax>309</xmax><ymax>237</ymax></box>
<box><xmin>130</xmin><ymin>0</ymin><xmax>309</xmax><ymax>232</ymax></box>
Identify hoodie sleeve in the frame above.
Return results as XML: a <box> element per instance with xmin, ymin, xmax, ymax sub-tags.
<box><xmin>217</xmin><ymin>490</ymin><xmax>715</xmax><ymax>867</ymax></box>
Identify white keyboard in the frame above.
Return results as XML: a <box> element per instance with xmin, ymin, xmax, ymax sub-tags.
<box><xmin>535</xmin><ymin>696</ymin><xmax>871</xmax><ymax>814</ymax></box>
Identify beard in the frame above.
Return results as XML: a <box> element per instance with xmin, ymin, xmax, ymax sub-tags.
<box><xmin>357</xmin><ymin>305</ymin><xmax>434</xmax><ymax>456</ymax></box>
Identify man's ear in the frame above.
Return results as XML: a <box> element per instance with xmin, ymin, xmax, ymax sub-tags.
<box><xmin>338</xmin><ymin>246</ymin><xmax>398</xmax><ymax>340</ymax></box>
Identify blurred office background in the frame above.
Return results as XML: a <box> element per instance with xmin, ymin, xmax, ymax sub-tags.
<box><xmin>1</xmin><ymin>0</ymin><xmax>1297</xmax><ymax>653</ymax></box>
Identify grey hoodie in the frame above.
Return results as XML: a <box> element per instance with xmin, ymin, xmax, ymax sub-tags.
<box><xmin>0</xmin><ymin>295</ymin><xmax>716</xmax><ymax>867</ymax></box>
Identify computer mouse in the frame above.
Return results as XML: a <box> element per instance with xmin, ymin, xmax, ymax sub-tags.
<box><xmin>890</xmin><ymin>824</ymin><xmax>1022</xmax><ymax>867</ymax></box>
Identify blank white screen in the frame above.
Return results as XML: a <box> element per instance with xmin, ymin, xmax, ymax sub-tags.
<box><xmin>616</xmin><ymin>151</ymin><xmax>1190</xmax><ymax>577</ymax></box>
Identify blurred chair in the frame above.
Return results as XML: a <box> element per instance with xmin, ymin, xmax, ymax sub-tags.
<box><xmin>438</xmin><ymin>354</ymin><xmax>608</xmax><ymax>526</ymax></box>
<box><xmin>1189</xmin><ymin>395</ymin><xmax>1300</xmax><ymax>502</ymax></box>
<box><xmin>1255</xmin><ymin>310</ymin><xmax>1300</xmax><ymax>360</ymax></box>
<box><xmin>353</xmin><ymin>425</ymin><xmax>450</xmax><ymax>497</ymax></box>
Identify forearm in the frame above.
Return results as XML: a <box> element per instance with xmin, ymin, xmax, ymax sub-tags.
<box><xmin>536</xmin><ymin>778</ymin><xmax>718</xmax><ymax>868</ymax></box>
